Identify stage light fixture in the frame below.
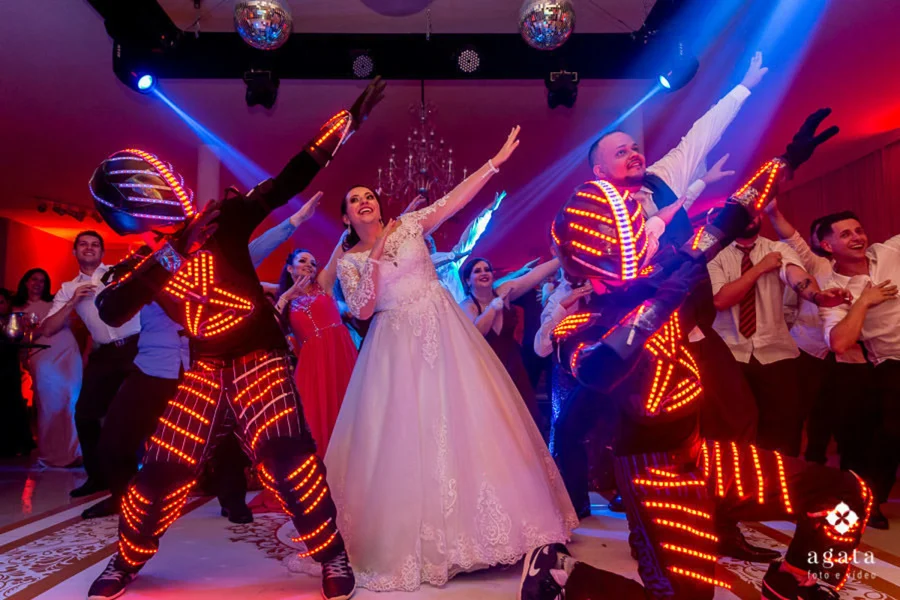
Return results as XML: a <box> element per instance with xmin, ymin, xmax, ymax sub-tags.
<box><xmin>546</xmin><ymin>70</ymin><xmax>578</xmax><ymax>109</ymax></box>
<box><xmin>137</xmin><ymin>74</ymin><xmax>156</xmax><ymax>91</ymax></box>
<box><xmin>352</xmin><ymin>53</ymin><xmax>375</xmax><ymax>78</ymax></box>
<box><xmin>244</xmin><ymin>70</ymin><xmax>280</xmax><ymax>109</ymax></box>
<box><xmin>36</xmin><ymin>203</ymin><xmax>47</xmax><ymax>213</ymax></box>
<box><xmin>657</xmin><ymin>42</ymin><xmax>699</xmax><ymax>92</ymax></box>
<box><xmin>52</xmin><ymin>205</ymin><xmax>66</xmax><ymax>217</ymax></box>
<box><xmin>457</xmin><ymin>47</ymin><xmax>481</xmax><ymax>74</ymax></box>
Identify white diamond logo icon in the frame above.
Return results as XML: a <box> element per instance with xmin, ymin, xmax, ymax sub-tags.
<box><xmin>826</xmin><ymin>502</ymin><xmax>859</xmax><ymax>535</ymax></box>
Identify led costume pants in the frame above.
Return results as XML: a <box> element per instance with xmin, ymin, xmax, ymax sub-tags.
<box><xmin>616</xmin><ymin>438</ymin><xmax>871</xmax><ymax>600</ymax></box>
<box><xmin>114</xmin><ymin>349</ymin><xmax>344</xmax><ymax>570</ymax></box>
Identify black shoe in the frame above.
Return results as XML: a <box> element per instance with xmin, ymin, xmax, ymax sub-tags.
<box><xmin>321</xmin><ymin>550</ymin><xmax>355</xmax><ymax>600</ymax></box>
<box><xmin>87</xmin><ymin>556</ymin><xmax>139</xmax><ymax>600</ymax></box>
<box><xmin>518</xmin><ymin>543</ymin><xmax>570</xmax><ymax>600</ymax></box>
<box><xmin>717</xmin><ymin>528</ymin><xmax>781</xmax><ymax>563</ymax></box>
<box><xmin>82</xmin><ymin>497</ymin><xmax>119</xmax><ymax>520</ymax></box>
<box><xmin>220</xmin><ymin>503</ymin><xmax>254</xmax><ymax>524</ymax></box>
<box><xmin>608</xmin><ymin>493</ymin><xmax>625</xmax><ymax>513</ymax></box>
<box><xmin>868</xmin><ymin>504</ymin><xmax>889</xmax><ymax>530</ymax></box>
<box><xmin>576</xmin><ymin>504</ymin><xmax>592</xmax><ymax>520</ymax></box>
<box><xmin>761</xmin><ymin>559</ymin><xmax>839</xmax><ymax>599</ymax></box>
<box><xmin>71</xmin><ymin>479</ymin><xmax>106</xmax><ymax>498</ymax></box>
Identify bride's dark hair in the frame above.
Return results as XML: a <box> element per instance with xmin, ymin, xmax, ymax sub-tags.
<box><xmin>341</xmin><ymin>185</ymin><xmax>383</xmax><ymax>251</ymax></box>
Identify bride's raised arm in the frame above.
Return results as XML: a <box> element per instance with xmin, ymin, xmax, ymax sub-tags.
<box><xmin>416</xmin><ymin>126</ymin><xmax>520</xmax><ymax>235</ymax></box>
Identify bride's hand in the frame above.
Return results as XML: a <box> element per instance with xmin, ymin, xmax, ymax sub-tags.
<box><xmin>490</xmin><ymin>126</ymin><xmax>521</xmax><ymax>168</ymax></box>
<box><xmin>371</xmin><ymin>219</ymin><xmax>401</xmax><ymax>259</ymax></box>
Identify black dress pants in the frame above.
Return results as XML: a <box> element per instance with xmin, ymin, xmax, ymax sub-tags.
<box><xmin>75</xmin><ymin>336</ymin><xmax>139</xmax><ymax>483</ymax></box>
<box><xmin>739</xmin><ymin>356</ymin><xmax>806</xmax><ymax>457</ymax></box>
<box><xmin>96</xmin><ymin>367</ymin><xmax>179</xmax><ymax>500</ymax></box>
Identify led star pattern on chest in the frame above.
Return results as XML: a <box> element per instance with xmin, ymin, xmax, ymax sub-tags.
<box><xmin>642</xmin><ymin>311</ymin><xmax>703</xmax><ymax>416</ymax></box>
<box><xmin>163</xmin><ymin>251</ymin><xmax>254</xmax><ymax>338</ymax></box>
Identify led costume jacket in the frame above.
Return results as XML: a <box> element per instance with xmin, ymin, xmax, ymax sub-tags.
<box><xmin>96</xmin><ymin>113</ymin><xmax>353</xmax><ymax>361</ymax></box>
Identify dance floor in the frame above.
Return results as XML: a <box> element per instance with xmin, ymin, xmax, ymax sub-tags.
<box><xmin>1</xmin><ymin>460</ymin><xmax>899</xmax><ymax>599</ymax></box>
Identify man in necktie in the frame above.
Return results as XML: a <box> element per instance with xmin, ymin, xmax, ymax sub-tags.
<box><xmin>707</xmin><ymin>215</ymin><xmax>845</xmax><ymax>457</ymax></box>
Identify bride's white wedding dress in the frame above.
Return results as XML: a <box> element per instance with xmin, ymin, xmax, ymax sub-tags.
<box><xmin>328</xmin><ymin>202</ymin><xmax>577</xmax><ymax>592</ymax></box>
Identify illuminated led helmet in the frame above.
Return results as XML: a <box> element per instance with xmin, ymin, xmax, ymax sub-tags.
<box><xmin>550</xmin><ymin>180</ymin><xmax>651</xmax><ymax>281</ymax></box>
<box><xmin>90</xmin><ymin>149</ymin><xmax>196</xmax><ymax>235</ymax></box>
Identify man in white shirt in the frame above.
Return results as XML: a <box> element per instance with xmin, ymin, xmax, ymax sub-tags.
<box><xmin>818</xmin><ymin>211</ymin><xmax>900</xmax><ymax>529</ymax></box>
<box><xmin>765</xmin><ymin>205</ymin><xmax>873</xmax><ymax>481</ymax></box>
<box><xmin>41</xmin><ymin>231</ymin><xmax>141</xmax><ymax>497</ymax></box>
<box><xmin>708</xmin><ymin>216</ymin><xmax>846</xmax><ymax>458</ymax></box>
<box><xmin>588</xmin><ymin>52</ymin><xmax>767</xmax><ymax>247</ymax></box>
<box><xmin>588</xmin><ymin>55</ymin><xmax>767</xmax><ymax>445</ymax></box>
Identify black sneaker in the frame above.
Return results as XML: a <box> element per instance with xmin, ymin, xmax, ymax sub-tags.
<box><xmin>82</xmin><ymin>497</ymin><xmax>119</xmax><ymax>520</ymax></box>
<box><xmin>87</xmin><ymin>556</ymin><xmax>138</xmax><ymax>600</ymax></box>
<box><xmin>321</xmin><ymin>550</ymin><xmax>355</xmax><ymax>600</ymax></box>
<box><xmin>71</xmin><ymin>479</ymin><xmax>107</xmax><ymax>498</ymax></box>
<box><xmin>761</xmin><ymin>559</ymin><xmax>839</xmax><ymax>600</ymax></box>
<box><xmin>220</xmin><ymin>504</ymin><xmax>254</xmax><ymax>524</ymax></box>
<box><xmin>518</xmin><ymin>543</ymin><xmax>570</xmax><ymax>600</ymax></box>
<box><xmin>868</xmin><ymin>504</ymin><xmax>889</xmax><ymax>530</ymax></box>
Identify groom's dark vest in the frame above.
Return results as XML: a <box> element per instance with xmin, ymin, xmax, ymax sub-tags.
<box><xmin>643</xmin><ymin>173</ymin><xmax>694</xmax><ymax>249</ymax></box>
<box><xmin>643</xmin><ymin>173</ymin><xmax>719</xmax><ymax>332</ymax></box>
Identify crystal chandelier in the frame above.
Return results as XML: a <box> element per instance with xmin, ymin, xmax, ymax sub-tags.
<box><xmin>377</xmin><ymin>81</ymin><xmax>467</xmax><ymax>209</ymax></box>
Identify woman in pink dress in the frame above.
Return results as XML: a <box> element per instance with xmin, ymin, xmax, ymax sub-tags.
<box><xmin>274</xmin><ymin>248</ymin><xmax>358</xmax><ymax>456</ymax></box>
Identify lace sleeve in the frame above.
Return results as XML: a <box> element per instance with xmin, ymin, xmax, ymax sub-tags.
<box><xmin>337</xmin><ymin>255</ymin><xmax>377</xmax><ymax>319</ymax></box>
<box><xmin>403</xmin><ymin>196</ymin><xmax>450</xmax><ymax>235</ymax></box>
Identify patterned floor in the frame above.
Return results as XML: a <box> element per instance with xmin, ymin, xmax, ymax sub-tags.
<box><xmin>0</xmin><ymin>469</ymin><xmax>897</xmax><ymax>600</ymax></box>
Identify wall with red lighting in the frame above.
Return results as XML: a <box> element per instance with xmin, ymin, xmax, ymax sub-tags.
<box><xmin>779</xmin><ymin>136</ymin><xmax>900</xmax><ymax>244</ymax></box>
<box><xmin>0</xmin><ymin>219</ymin><xmax>130</xmax><ymax>295</ymax></box>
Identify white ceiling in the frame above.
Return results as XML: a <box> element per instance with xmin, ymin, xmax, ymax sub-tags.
<box><xmin>159</xmin><ymin>0</ymin><xmax>657</xmax><ymax>34</ymax></box>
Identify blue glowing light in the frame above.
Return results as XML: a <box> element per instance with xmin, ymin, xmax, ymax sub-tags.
<box><xmin>150</xmin><ymin>88</ymin><xmax>341</xmax><ymax>237</ymax></box>
<box><xmin>659</xmin><ymin>75</ymin><xmax>671</xmax><ymax>89</ymax></box>
<box><xmin>137</xmin><ymin>74</ymin><xmax>155</xmax><ymax>91</ymax></box>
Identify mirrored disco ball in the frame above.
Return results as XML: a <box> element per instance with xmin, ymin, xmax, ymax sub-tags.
<box><xmin>234</xmin><ymin>0</ymin><xmax>293</xmax><ymax>51</ymax></box>
<box><xmin>519</xmin><ymin>0</ymin><xmax>575</xmax><ymax>51</ymax></box>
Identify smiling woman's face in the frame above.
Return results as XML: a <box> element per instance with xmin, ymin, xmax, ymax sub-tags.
<box><xmin>343</xmin><ymin>186</ymin><xmax>383</xmax><ymax>229</ymax></box>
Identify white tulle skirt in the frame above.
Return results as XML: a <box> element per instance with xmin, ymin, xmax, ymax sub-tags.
<box><xmin>324</xmin><ymin>285</ymin><xmax>577</xmax><ymax>591</ymax></box>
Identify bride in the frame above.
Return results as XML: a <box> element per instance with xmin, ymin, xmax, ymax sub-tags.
<box><xmin>327</xmin><ymin>126</ymin><xmax>577</xmax><ymax>592</ymax></box>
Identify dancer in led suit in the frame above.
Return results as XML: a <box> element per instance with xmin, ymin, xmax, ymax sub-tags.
<box><xmin>518</xmin><ymin>110</ymin><xmax>873</xmax><ymax>600</ymax></box>
<box><xmin>84</xmin><ymin>78</ymin><xmax>385</xmax><ymax>600</ymax></box>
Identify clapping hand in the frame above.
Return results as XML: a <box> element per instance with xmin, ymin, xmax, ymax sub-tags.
<box><xmin>490</xmin><ymin>286</ymin><xmax>513</xmax><ymax>311</ymax></box>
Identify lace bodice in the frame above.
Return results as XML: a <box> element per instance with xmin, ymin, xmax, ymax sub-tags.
<box><xmin>337</xmin><ymin>203</ymin><xmax>449</xmax><ymax>315</ymax></box>
<box><xmin>337</xmin><ymin>201</ymin><xmax>451</xmax><ymax>366</ymax></box>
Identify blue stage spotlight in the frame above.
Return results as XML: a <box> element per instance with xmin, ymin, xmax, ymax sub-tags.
<box><xmin>136</xmin><ymin>74</ymin><xmax>156</xmax><ymax>92</ymax></box>
<box><xmin>657</xmin><ymin>42</ymin><xmax>699</xmax><ymax>92</ymax></box>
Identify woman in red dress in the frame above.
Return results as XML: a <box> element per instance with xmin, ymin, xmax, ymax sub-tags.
<box><xmin>274</xmin><ymin>248</ymin><xmax>358</xmax><ymax>456</ymax></box>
